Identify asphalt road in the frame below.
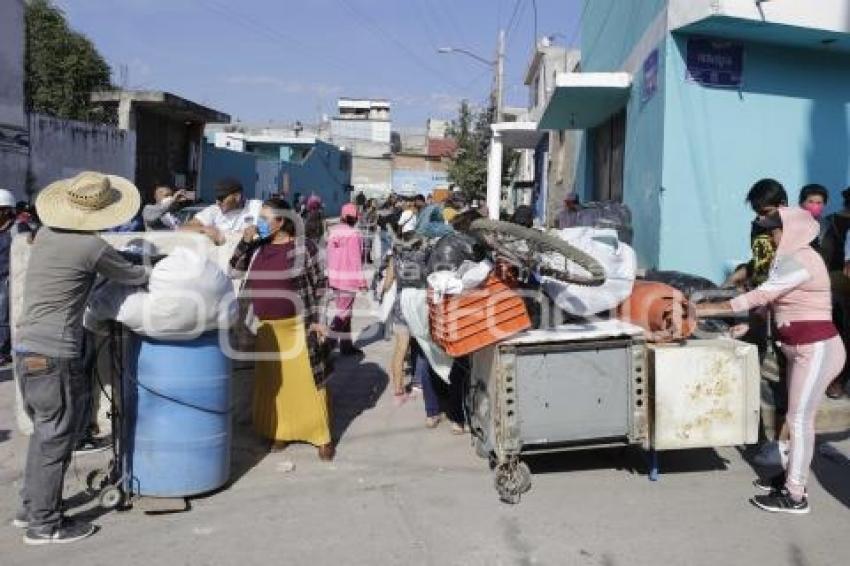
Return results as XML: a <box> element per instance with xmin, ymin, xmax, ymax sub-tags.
<box><xmin>1</xmin><ymin>316</ymin><xmax>849</xmax><ymax>566</ymax></box>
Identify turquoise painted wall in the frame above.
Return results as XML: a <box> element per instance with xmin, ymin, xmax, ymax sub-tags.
<box><xmin>661</xmin><ymin>36</ymin><xmax>850</xmax><ymax>282</ymax></box>
<box><xmin>580</xmin><ymin>0</ymin><xmax>667</xmax><ymax>72</ymax></box>
<box><xmin>578</xmin><ymin>0</ymin><xmax>668</xmax><ymax>269</ymax></box>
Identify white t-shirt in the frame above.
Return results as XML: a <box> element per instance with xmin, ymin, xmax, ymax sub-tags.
<box><xmin>193</xmin><ymin>199</ymin><xmax>263</xmax><ymax>233</ymax></box>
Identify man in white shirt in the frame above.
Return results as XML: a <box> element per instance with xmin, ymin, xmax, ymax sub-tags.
<box><xmin>184</xmin><ymin>177</ymin><xmax>262</xmax><ymax>244</ymax></box>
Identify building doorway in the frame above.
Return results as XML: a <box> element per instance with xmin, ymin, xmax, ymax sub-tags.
<box><xmin>591</xmin><ymin>109</ymin><xmax>626</xmax><ymax>202</ymax></box>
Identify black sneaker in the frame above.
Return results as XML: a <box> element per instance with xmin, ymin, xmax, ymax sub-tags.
<box><xmin>24</xmin><ymin>519</ymin><xmax>97</xmax><ymax>545</ymax></box>
<box><xmin>73</xmin><ymin>436</ymin><xmax>111</xmax><ymax>455</ymax></box>
<box><xmin>750</xmin><ymin>489</ymin><xmax>810</xmax><ymax>515</ymax></box>
<box><xmin>753</xmin><ymin>473</ymin><xmax>785</xmax><ymax>493</ymax></box>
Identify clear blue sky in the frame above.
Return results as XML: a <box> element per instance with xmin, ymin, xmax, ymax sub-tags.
<box><xmin>53</xmin><ymin>0</ymin><xmax>582</xmax><ymax>127</ymax></box>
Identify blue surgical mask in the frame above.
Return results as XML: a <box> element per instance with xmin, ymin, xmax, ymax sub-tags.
<box><xmin>256</xmin><ymin>218</ymin><xmax>272</xmax><ymax>239</ymax></box>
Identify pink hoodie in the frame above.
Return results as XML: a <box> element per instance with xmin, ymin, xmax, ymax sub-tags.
<box><xmin>326</xmin><ymin>221</ymin><xmax>366</xmax><ymax>291</ymax></box>
<box><xmin>731</xmin><ymin>207</ymin><xmax>832</xmax><ymax>325</ymax></box>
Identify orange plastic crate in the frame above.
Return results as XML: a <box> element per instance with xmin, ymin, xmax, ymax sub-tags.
<box><xmin>428</xmin><ymin>274</ymin><xmax>532</xmax><ymax>357</ymax></box>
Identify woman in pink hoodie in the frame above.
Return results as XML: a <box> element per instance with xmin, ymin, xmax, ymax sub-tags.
<box><xmin>326</xmin><ymin>203</ymin><xmax>367</xmax><ymax>355</ymax></box>
<box><xmin>697</xmin><ymin>207</ymin><xmax>845</xmax><ymax>514</ymax></box>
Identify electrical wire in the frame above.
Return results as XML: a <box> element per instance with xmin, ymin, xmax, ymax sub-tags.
<box><xmin>336</xmin><ymin>0</ymin><xmax>466</xmax><ymax>92</ymax></box>
<box><xmin>531</xmin><ymin>0</ymin><xmax>538</xmax><ymax>45</ymax></box>
<box><xmin>504</xmin><ymin>0</ymin><xmax>524</xmax><ymax>39</ymax></box>
<box><xmin>413</xmin><ymin>0</ymin><xmax>462</xmax><ymax>86</ymax></box>
<box><xmin>199</xmin><ymin>0</ymin><xmax>354</xmax><ymax>77</ymax></box>
<box><xmin>429</xmin><ymin>0</ymin><xmax>468</xmax><ymax>56</ymax></box>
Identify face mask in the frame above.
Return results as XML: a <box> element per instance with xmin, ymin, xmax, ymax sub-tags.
<box><xmin>256</xmin><ymin>218</ymin><xmax>272</xmax><ymax>239</ymax></box>
<box><xmin>803</xmin><ymin>202</ymin><xmax>824</xmax><ymax>219</ymax></box>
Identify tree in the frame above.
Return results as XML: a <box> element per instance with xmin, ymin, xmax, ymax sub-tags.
<box><xmin>447</xmin><ymin>100</ymin><xmax>494</xmax><ymax>201</ymax></box>
<box><xmin>25</xmin><ymin>0</ymin><xmax>113</xmax><ymax>123</ymax></box>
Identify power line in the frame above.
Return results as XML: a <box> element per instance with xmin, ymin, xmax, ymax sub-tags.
<box><xmin>504</xmin><ymin>0</ymin><xmax>524</xmax><ymax>38</ymax></box>
<box><xmin>531</xmin><ymin>0</ymin><xmax>538</xmax><ymax>45</ymax></box>
<box><xmin>429</xmin><ymin>0</ymin><xmax>468</xmax><ymax>56</ymax></box>
<box><xmin>199</xmin><ymin>0</ymin><xmax>353</xmax><ymax>76</ymax></box>
<box><xmin>337</xmin><ymin>0</ymin><xmax>465</xmax><ymax>92</ymax></box>
<box><xmin>414</xmin><ymin>0</ymin><xmax>462</xmax><ymax>86</ymax></box>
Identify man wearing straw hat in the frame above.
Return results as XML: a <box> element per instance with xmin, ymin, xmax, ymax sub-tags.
<box><xmin>14</xmin><ymin>171</ymin><xmax>149</xmax><ymax>545</ymax></box>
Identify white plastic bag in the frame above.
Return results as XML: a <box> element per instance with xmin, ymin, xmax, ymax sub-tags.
<box><xmin>541</xmin><ymin>227</ymin><xmax>636</xmax><ymax>316</ymax></box>
<box><xmin>426</xmin><ymin>260</ymin><xmax>493</xmax><ymax>301</ymax></box>
<box><xmin>85</xmin><ymin>247</ymin><xmax>236</xmax><ymax>339</ymax></box>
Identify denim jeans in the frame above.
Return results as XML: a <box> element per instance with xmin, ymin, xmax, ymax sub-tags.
<box><xmin>17</xmin><ymin>354</ymin><xmax>90</xmax><ymax>529</ymax></box>
<box><xmin>414</xmin><ymin>342</ymin><xmax>469</xmax><ymax>425</ymax></box>
<box><xmin>416</xmin><ymin>348</ymin><xmax>441</xmax><ymax>418</ymax></box>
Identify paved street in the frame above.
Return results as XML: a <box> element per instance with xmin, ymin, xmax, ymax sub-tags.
<box><xmin>0</xmin><ymin>309</ymin><xmax>848</xmax><ymax>566</ymax></box>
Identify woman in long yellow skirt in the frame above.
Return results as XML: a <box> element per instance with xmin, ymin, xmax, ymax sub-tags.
<box><xmin>230</xmin><ymin>197</ymin><xmax>334</xmax><ymax>460</ymax></box>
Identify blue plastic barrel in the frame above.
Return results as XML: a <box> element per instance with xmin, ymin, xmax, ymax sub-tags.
<box><xmin>124</xmin><ymin>332</ymin><xmax>232</xmax><ymax>497</ymax></box>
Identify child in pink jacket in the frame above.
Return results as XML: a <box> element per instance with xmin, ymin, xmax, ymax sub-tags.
<box><xmin>326</xmin><ymin>203</ymin><xmax>367</xmax><ymax>354</ymax></box>
<box><xmin>698</xmin><ymin>206</ymin><xmax>844</xmax><ymax>515</ymax></box>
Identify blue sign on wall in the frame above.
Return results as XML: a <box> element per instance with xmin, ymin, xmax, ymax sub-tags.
<box><xmin>686</xmin><ymin>38</ymin><xmax>743</xmax><ymax>88</ymax></box>
<box><xmin>641</xmin><ymin>48</ymin><xmax>659</xmax><ymax>105</ymax></box>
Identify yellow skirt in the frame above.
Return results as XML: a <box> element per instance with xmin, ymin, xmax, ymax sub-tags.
<box><xmin>253</xmin><ymin>317</ymin><xmax>331</xmax><ymax>446</ymax></box>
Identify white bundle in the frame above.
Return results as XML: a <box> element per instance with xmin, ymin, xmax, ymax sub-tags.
<box><xmin>541</xmin><ymin>227</ymin><xmax>637</xmax><ymax>317</ymax></box>
<box><xmin>85</xmin><ymin>247</ymin><xmax>236</xmax><ymax>339</ymax></box>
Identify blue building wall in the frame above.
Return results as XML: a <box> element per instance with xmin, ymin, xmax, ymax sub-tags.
<box><xmin>661</xmin><ymin>36</ymin><xmax>850</xmax><ymax>282</ymax></box>
<box><xmin>280</xmin><ymin>140</ymin><xmax>350</xmax><ymax>217</ymax></box>
<box><xmin>199</xmin><ymin>140</ymin><xmax>351</xmax><ymax>217</ymax></box>
<box><xmin>578</xmin><ymin>0</ymin><xmax>668</xmax><ymax>269</ymax></box>
<box><xmin>198</xmin><ymin>144</ymin><xmax>258</xmax><ymax>203</ymax></box>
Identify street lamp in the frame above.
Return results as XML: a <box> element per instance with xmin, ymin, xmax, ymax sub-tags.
<box><xmin>437</xmin><ymin>30</ymin><xmax>506</xmax><ymax>123</ymax></box>
<box><xmin>437</xmin><ymin>47</ymin><xmax>495</xmax><ymax>67</ymax></box>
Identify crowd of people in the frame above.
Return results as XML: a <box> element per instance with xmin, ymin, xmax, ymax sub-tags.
<box><xmin>5</xmin><ymin>169</ymin><xmax>850</xmax><ymax>545</ymax></box>
<box><xmin>3</xmin><ymin>172</ymin><xmax>491</xmax><ymax>545</ymax></box>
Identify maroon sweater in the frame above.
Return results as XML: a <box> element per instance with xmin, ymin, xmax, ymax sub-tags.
<box><xmin>246</xmin><ymin>242</ymin><xmax>299</xmax><ymax>320</ymax></box>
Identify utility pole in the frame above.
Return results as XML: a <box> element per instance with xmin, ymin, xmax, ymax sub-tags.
<box><xmin>495</xmin><ymin>29</ymin><xmax>505</xmax><ymax>123</ymax></box>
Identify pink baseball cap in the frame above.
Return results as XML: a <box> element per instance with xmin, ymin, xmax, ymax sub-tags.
<box><xmin>341</xmin><ymin>203</ymin><xmax>359</xmax><ymax>220</ymax></box>
<box><xmin>306</xmin><ymin>195</ymin><xmax>322</xmax><ymax>211</ymax></box>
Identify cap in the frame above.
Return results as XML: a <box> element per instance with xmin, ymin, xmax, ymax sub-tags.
<box><xmin>0</xmin><ymin>189</ymin><xmax>15</xmax><ymax>208</ymax></box>
<box><xmin>341</xmin><ymin>203</ymin><xmax>358</xmax><ymax>220</ymax></box>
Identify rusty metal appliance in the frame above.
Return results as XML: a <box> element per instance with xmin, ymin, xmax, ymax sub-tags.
<box><xmin>616</xmin><ymin>280</ymin><xmax>697</xmax><ymax>342</ymax></box>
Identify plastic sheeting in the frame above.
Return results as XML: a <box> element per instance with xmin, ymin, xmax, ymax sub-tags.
<box><xmin>85</xmin><ymin>247</ymin><xmax>236</xmax><ymax>339</ymax></box>
<box><xmin>541</xmin><ymin>227</ymin><xmax>636</xmax><ymax>317</ymax></box>
<box><xmin>399</xmin><ymin>287</ymin><xmax>454</xmax><ymax>383</ymax></box>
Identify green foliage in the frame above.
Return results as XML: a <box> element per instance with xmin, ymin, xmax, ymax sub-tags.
<box><xmin>25</xmin><ymin>0</ymin><xmax>113</xmax><ymax>123</ymax></box>
<box><xmin>447</xmin><ymin>100</ymin><xmax>494</xmax><ymax>201</ymax></box>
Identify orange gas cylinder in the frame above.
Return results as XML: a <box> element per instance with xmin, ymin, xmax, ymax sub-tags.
<box><xmin>616</xmin><ymin>280</ymin><xmax>696</xmax><ymax>342</ymax></box>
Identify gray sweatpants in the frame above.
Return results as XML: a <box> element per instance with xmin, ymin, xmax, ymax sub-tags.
<box><xmin>17</xmin><ymin>354</ymin><xmax>90</xmax><ymax>529</ymax></box>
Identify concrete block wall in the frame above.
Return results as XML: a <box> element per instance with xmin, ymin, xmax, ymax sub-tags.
<box><xmin>28</xmin><ymin>114</ymin><xmax>137</xmax><ymax>193</ymax></box>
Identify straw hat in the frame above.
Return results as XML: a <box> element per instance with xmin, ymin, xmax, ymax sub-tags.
<box><xmin>35</xmin><ymin>171</ymin><xmax>140</xmax><ymax>231</ymax></box>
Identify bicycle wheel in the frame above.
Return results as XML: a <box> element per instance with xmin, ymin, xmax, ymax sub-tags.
<box><xmin>469</xmin><ymin>219</ymin><xmax>606</xmax><ymax>286</ymax></box>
